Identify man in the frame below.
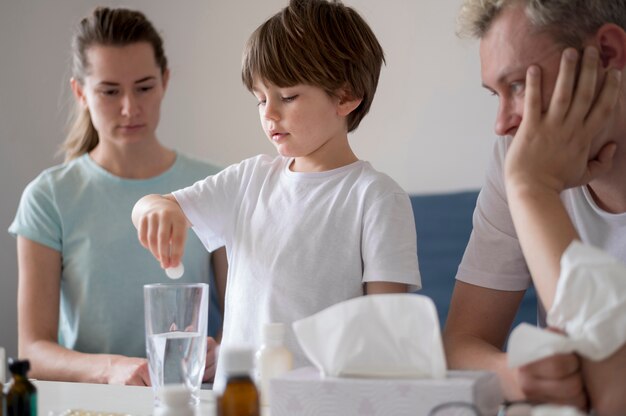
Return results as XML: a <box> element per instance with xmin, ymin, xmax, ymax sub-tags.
<box><xmin>443</xmin><ymin>0</ymin><xmax>626</xmax><ymax>412</ymax></box>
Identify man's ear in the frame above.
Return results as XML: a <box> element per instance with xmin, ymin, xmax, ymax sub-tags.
<box><xmin>70</xmin><ymin>78</ymin><xmax>88</xmax><ymax>108</ymax></box>
<box><xmin>595</xmin><ymin>23</ymin><xmax>626</xmax><ymax>70</ymax></box>
<box><xmin>336</xmin><ymin>88</ymin><xmax>363</xmax><ymax>117</ymax></box>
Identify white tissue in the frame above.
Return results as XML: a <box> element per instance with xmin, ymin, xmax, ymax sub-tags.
<box><xmin>508</xmin><ymin>241</ymin><xmax>626</xmax><ymax>367</ymax></box>
<box><xmin>292</xmin><ymin>294</ymin><xmax>447</xmax><ymax>379</ymax></box>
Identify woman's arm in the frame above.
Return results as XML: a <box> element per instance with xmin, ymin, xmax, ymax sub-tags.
<box><xmin>17</xmin><ymin>236</ymin><xmax>150</xmax><ymax>385</ymax></box>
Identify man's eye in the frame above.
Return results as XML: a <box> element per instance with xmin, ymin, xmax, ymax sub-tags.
<box><xmin>510</xmin><ymin>82</ymin><xmax>525</xmax><ymax>95</ymax></box>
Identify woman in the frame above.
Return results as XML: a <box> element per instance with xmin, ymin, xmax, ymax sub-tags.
<box><xmin>8</xmin><ymin>7</ymin><xmax>226</xmax><ymax>385</ymax></box>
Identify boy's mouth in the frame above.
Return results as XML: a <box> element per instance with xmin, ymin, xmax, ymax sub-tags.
<box><xmin>270</xmin><ymin>131</ymin><xmax>288</xmax><ymax>141</ymax></box>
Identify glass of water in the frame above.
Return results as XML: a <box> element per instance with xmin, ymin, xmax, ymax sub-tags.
<box><xmin>144</xmin><ymin>283</ymin><xmax>208</xmax><ymax>406</ymax></box>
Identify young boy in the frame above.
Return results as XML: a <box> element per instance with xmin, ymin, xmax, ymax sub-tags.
<box><xmin>132</xmin><ymin>0</ymin><xmax>420</xmax><ymax>383</ymax></box>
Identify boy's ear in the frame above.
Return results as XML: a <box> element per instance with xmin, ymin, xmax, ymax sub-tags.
<box><xmin>594</xmin><ymin>23</ymin><xmax>626</xmax><ymax>70</ymax></box>
<box><xmin>336</xmin><ymin>88</ymin><xmax>363</xmax><ymax>117</ymax></box>
<box><xmin>70</xmin><ymin>78</ymin><xmax>88</xmax><ymax>108</ymax></box>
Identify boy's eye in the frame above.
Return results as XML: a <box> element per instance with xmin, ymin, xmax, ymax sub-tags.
<box><xmin>281</xmin><ymin>95</ymin><xmax>297</xmax><ymax>103</ymax></box>
<box><xmin>256</xmin><ymin>99</ymin><xmax>266</xmax><ymax>107</ymax></box>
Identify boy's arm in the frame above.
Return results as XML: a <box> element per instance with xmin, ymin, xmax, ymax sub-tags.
<box><xmin>132</xmin><ymin>193</ymin><xmax>192</xmax><ymax>269</ymax></box>
<box><xmin>364</xmin><ymin>281</ymin><xmax>408</xmax><ymax>294</ymax></box>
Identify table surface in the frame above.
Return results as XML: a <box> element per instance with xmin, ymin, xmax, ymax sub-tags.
<box><xmin>35</xmin><ymin>380</ymin><xmax>217</xmax><ymax>416</ymax></box>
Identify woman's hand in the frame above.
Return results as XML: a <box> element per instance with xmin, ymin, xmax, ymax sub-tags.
<box><xmin>203</xmin><ymin>337</ymin><xmax>220</xmax><ymax>382</ymax></box>
<box><xmin>106</xmin><ymin>356</ymin><xmax>151</xmax><ymax>386</ymax></box>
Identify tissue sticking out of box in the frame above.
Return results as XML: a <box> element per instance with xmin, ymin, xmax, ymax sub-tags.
<box><xmin>292</xmin><ymin>294</ymin><xmax>447</xmax><ymax>379</ymax></box>
<box><xmin>508</xmin><ymin>241</ymin><xmax>626</xmax><ymax>368</ymax></box>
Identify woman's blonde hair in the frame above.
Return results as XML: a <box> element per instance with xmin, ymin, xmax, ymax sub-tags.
<box><xmin>62</xmin><ymin>7</ymin><xmax>168</xmax><ymax>162</ymax></box>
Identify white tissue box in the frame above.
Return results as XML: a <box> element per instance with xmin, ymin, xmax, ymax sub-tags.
<box><xmin>269</xmin><ymin>367</ymin><xmax>502</xmax><ymax>416</ymax></box>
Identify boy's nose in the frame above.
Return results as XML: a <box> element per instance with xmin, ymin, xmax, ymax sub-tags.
<box><xmin>263</xmin><ymin>100</ymin><xmax>280</xmax><ymax>121</ymax></box>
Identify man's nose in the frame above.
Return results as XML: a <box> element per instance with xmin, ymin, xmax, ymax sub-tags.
<box><xmin>494</xmin><ymin>99</ymin><xmax>522</xmax><ymax>137</ymax></box>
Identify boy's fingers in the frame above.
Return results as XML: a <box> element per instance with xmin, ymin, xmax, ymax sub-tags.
<box><xmin>158</xmin><ymin>224</ymin><xmax>172</xmax><ymax>268</ymax></box>
<box><xmin>146</xmin><ymin>215</ymin><xmax>161</xmax><ymax>261</ymax></box>
<box><xmin>523</xmin><ymin>65</ymin><xmax>542</xmax><ymax>127</ymax></box>
<box><xmin>547</xmin><ymin>48</ymin><xmax>578</xmax><ymax>122</ymax></box>
<box><xmin>585</xmin><ymin>68</ymin><xmax>622</xmax><ymax>130</ymax></box>
<box><xmin>568</xmin><ymin>46</ymin><xmax>599</xmax><ymax>122</ymax></box>
<box><xmin>169</xmin><ymin>224</ymin><xmax>187</xmax><ymax>266</ymax></box>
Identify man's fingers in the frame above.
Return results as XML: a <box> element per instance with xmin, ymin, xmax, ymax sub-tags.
<box><xmin>585</xmin><ymin>68</ymin><xmax>622</xmax><ymax>129</ymax></box>
<box><xmin>547</xmin><ymin>48</ymin><xmax>579</xmax><ymax>122</ymax></box>
<box><xmin>520</xmin><ymin>353</ymin><xmax>581</xmax><ymax>379</ymax></box>
<box><xmin>568</xmin><ymin>46</ymin><xmax>600</xmax><ymax>122</ymax></box>
<box><xmin>586</xmin><ymin>142</ymin><xmax>617</xmax><ymax>181</ymax></box>
<box><xmin>523</xmin><ymin>65</ymin><xmax>543</xmax><ymax>127</ymax></box>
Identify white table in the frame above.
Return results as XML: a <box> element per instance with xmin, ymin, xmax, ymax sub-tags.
<box><xmin>35</xmin><ymin>381</ymin><xmax>216</xmax><ymax>416</ymax></box>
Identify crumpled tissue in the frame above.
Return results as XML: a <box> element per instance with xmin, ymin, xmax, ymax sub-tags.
<box><xmin>508</xmin><ymin>241</ymin><xmax>626</xmax><ymax>367</ymax></box>
<box><xmin>292</xmin><ymin>293</ymin><xmax>447</xmax><ymax>378</ymax></box>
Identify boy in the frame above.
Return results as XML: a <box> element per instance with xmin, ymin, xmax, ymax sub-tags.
<box><xmin>132</xmin><ymin>0</ymin><xmax>420</xmax><ymax>383</ymax></box>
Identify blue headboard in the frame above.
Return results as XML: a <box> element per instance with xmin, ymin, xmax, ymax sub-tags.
<box><xmin>409</xmin><ymin>191</ymin><xmax>537</xmax><ymax>328</ymax></box>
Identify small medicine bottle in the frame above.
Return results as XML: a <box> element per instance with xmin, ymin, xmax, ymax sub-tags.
<box><xmin>153</xmin><ymin>385</ymin><xmax>194</xmax><ymax>416</ymax></box>
<box><xmin>4</xmin><ymin>358</ymin><xmax>37</xmax><ymax>416</ymax></box>
<box><xmin>255</xmin><ymin>323</ymin><xmax>293</xmax><ymax>407</ymax></box>
<box><xmin>217</xmin><ymin>347</ymin><xmax>260</xmax><ymax>416</ymax></box>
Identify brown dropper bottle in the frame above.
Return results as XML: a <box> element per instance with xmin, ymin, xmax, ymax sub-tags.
<box><xmin>217</xmin><ymin>347</ymin><xmax>260</xmax><ymax>416</ymax></box>
<box><xmin>5</xmin><ymin>358</ymin><xmax>37</xmax><ymax>416</ymax></box>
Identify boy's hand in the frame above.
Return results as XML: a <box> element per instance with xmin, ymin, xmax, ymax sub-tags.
<box><xmin>132</xmin><ymin>194</ymin><xmax>189</xmax><ymax>269</ymax></box>
<box><xmin>505</xmin><ymin>46</ymin><xmax>621</xmax><ymax>195</ymax></box>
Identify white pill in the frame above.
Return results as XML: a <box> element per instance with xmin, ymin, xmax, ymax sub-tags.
<box><xmin>165</xmin><ymin>263</ymin><xmax>184</xmax><ymax>279</ymax></box>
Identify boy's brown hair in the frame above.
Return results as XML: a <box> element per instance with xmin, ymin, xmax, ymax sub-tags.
<box><xmin>242</xmin><ymin>0</ymin><xmax>385</xmax><ymax>132</ymax></box>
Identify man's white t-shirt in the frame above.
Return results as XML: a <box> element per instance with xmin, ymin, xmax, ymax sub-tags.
<box><xmin>173</xmin><ymin>155</ymin><xmax>421</xmax><ymax>381</ymax></box>
<box><xmin>457</xmin><ymin>137</ymin><xmax>626</xmax><ymax>322</ymax></box>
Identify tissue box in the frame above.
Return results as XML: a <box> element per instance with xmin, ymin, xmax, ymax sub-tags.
<box><xmin>269</xmin><ymin>367</ymin><xmax>502</xmax><ymax>416</ymax></box>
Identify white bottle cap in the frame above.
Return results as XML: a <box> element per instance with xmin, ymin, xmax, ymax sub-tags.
<box><xmin>262</xmin><ymin>323</ymin><xmax>286</xmax><ymax>347</ymax></box>
<box><xmin>221</xmin><ymin>347</ymin><xmax>254</xmax><ymax>376</ymax></box>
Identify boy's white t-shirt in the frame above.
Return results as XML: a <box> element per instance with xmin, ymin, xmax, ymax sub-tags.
<box><xmin>173</xmin><ymin>155</ymin><xmax>421</xmax><ymax>380</ymax></box>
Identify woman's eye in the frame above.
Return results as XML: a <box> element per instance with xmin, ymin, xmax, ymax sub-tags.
<box><xmin>138</xmin><ymin>85</ymin><xmax>154</xmax><ymax>93</ymax></box>
<box><xmin>100</xmin><ymin>89</ymin><xmax>119</xmax><ymax>96</ymax></box>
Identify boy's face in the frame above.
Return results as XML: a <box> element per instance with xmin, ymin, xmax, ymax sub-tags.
<box><xmin>252</xmin><ymin>77</ymin><xmax>352</xmax><ymax>171</ymax></box>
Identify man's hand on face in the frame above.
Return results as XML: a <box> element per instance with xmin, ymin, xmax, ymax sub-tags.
<box><xmin>504</xmin><ymin>46</ymin><xmax>622</xmax><ymax>195</ymax></box>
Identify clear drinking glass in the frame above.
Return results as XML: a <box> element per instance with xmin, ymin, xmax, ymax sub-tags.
<box><xmin>144</xmin><ymin>283</ymin><xmax>208</xmax><ymax>406</ymax></box>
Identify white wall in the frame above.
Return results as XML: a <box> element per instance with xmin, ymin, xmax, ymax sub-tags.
<box><xmin>0</xmin><ymin>1</ymin><xmax>497</xmax><ymax>359</ymax></box>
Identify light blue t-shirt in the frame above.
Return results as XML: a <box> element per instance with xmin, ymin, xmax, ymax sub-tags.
<box><xmin>9</xmin><ymin>153</ymin><xmax>222</xmax><ymax>358</ymax></box>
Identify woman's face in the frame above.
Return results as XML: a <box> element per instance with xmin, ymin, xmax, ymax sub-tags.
<box><xmin>72</xmin><ymin>42</ymin><xmax>168</xmax><ymax>147</ymax></box>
